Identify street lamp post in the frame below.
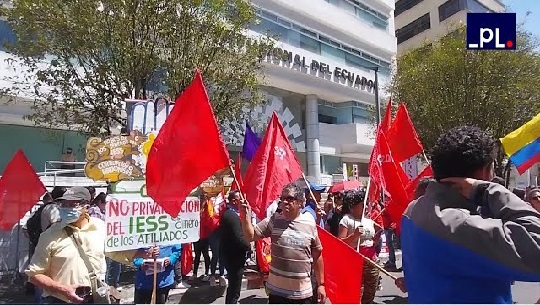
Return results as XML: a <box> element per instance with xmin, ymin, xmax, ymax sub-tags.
<box><xmin>373</xmin><ymin>67</ymin><xmax>381</xmax><ymax>126</ymax></box>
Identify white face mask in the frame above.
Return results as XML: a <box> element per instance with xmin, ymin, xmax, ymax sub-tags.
<box><xmin>59</xmin><ymin>207</ymin><xmax>83</xmax><ymax>226</ymax></box>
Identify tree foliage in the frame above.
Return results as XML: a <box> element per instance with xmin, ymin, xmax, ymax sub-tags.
<box><xmin>389</xmin><ymin>27</ymin><xmax>540</xmax><ymax>174</ymax></box>
<box><xmin>1</xmin><ymin>0</ymin><xmax>274</xmax><ymax>135</ymax></box>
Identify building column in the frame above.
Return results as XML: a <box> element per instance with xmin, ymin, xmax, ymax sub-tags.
<box><xmin>305</xmin><ymin>94</ymin><xmax>321</xmax><ymax>183</ymax></box>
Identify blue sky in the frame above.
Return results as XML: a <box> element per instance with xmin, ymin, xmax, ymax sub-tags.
<box><xmin>504</xmin><ymin>0</ymin><xmax>540</xmax><ymax>36</ymax></box>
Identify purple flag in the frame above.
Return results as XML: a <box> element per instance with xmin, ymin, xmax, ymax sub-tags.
<box><xmin>242</xmin><ymin>121</ymin><xmax>262</xmax><ymax>161</ymax></box>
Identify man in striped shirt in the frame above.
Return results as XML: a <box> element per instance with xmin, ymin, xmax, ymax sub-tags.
<box><xmin>241</xmin><ymin>183</ymin><xmax>326</xmax><ymax>304</ymax></box>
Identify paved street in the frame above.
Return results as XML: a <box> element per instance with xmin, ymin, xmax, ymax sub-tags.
<box><xmin>1</xmin><ymin>261</ymin><xmax>539</xmax><ymax>304</ymax></box>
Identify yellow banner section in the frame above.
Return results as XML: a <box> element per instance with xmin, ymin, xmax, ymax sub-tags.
<box><xmin>500</xmin><ymin>113</ymin><xmax>540</xmax><ymax>156</ymax></box>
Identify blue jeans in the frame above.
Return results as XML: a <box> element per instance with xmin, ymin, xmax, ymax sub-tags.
<box><xmin>384</xmin><ymin>229</ymin><xmax>396</xmax><ymax>266</ymax></box>
<box><xmin>209</xmin><ymin>231</ymin><xmax>224</xmax><ymax>276</ymax></box>
<box><xmin>35</xmin><ymin>287</ymin><xmax>43</xmax><ymax>303</ymax></box>
<box><xmin>105</xmin><ymin>257</ymin><xmax>121</xmax><ymax>287</ymax></box>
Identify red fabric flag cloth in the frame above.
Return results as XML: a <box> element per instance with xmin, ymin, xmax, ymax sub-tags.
<box><xmin>369</xmin><ymin>130</ymin><xmax>410</xmax><ymax>229</ymax></box>
<box><xmin>386</xmin><ymin>104</ymin><xmax>424</xmax><ymax>163</ymax></box>
<box><xmin>255</xmin><ymin>237</ymin><xmax>272</xmax><ymax>274</ymax></box>
<box><xmin>181</xmin><ymin>243</ymin><xmax>193</xmax><ymax>276</ymax></box>
<box><xmin>317</xmin><ymin>226</ymin><xmax>363</xmax><ymax>304</ymax></box>
<box><xmin>244</xmin><ymin>112</ymin><xmax>303</xmax><ymax>220</ymax></box>
<box><xmin>231</xmin><ymin>153</ymin><xmax>244</xmax><ymax>192</ymax></box>
<box><xmin>146</xmin><ymin>70</ymin><xmax>230</xmax><ymax>217</ymax></box>
<box><xmin>380</xmin><ymin>99</ymin><xmax>393</xmax><ymax>133</ymax></box>
<box><xmin>405</xmin><ymin>165</ymin><xmax>434</xmax><ymax>200</ymax></box>
<box><xmin>0</xmin><ymin>150</ymin><xmax>46</xmax><ymax>231</ymax></box>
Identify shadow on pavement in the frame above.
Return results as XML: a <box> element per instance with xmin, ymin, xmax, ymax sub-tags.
<box><xmin>179</xmin><ymin>285</ymin><xmax>226</xmax><ymax>304</ymax></box>
<box><xmin>379</xmin><ymin>295</ymin><xmax>408</xmax><ymax>304</ymax></box>
<box><xmin>239</xmin><ymin>294</ymin><xmax>268</xmax><ymax>304</ymax></box>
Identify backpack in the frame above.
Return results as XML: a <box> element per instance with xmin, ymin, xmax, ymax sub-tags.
<box><xmin>26</xmin><ymin>202</ymin><xmax>53</xmax><ymax>246</ymax></box>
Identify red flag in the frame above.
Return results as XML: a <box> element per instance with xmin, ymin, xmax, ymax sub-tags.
<box><xmin>317</xmin><ymin>226</ymin><xmax>363</xmax><ymax>304</ymax></box>
<box><xmin>380</xmin><ymin>99</ymin><xmax>393</xmax><ymax>133</ymax></box>
<box><xmin>405</xmin><ymin>165</ymin><xmax>433</xmax><ymax>200</ymax></box>
<box><xmin>370</xmin><ymin>130</ymin><xmax>410</xmax><ymax>228</ymax></box>
<box><xmin>146</xmin><ymin>70</ymin><xmax>230</xmax><ymax>217</ymax></box>
<box><xmin>0</xmin><ymin>150</ymin><xmax>46</xmax><ymax>230</ymax></box>
<box><xmin>231</xmin><ymin>153</ymin><xmax>244</xmax><ymax>192</ymax></box>
<box><xmin>244</xmin><ymin>112</ymin><xmax>303</xmax><ymax>220</ymax></box>
<box><xmin>255</xmin><ymin>237</ymin><xmax>272</xmax><ymax>274</ymax></box>
<box><xmin>181</xmin><ymin>243</ymin><xmax>193</xmax><ymax>275</ymax></box>
<box><xmin>386</xmin><ymin>104</ymin><xmax>423</xmax><ymax>163</ymax></box>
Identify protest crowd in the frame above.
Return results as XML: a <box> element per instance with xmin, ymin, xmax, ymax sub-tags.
<box><xmin>2</xmin><ymin>71</ymin><xmax>540</xmax><ymax>305</ymax></box>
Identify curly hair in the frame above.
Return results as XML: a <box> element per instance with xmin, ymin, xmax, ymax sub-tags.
<box><xmin>342</xmin><ymin>189</ymin><xmax>366</xmax><ymax>214</ymax></box>
<box><xmin>430</xmin><ymin>126</ymin><xmax>498</xmax><ymax>180</ymax></box>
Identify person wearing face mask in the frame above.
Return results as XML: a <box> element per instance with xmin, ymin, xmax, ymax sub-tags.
<box><xmin>25</xmin><ymin>187</ymin><xmax>159</xmax><ymax>304</ymax></box>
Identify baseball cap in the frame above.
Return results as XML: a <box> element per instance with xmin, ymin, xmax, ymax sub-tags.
<box><xmin>308</xmin><ymin>181</ymin><xmax>326</xmax><ymax>192</ymax></box>
<box><xmin>57</xmin><ymin>186</ymin><xmax>91</xmax><ymax>202</ymax></box>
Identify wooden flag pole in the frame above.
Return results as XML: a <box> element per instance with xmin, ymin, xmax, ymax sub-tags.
<box><xmin>151</xmin><ymin>245</ymin><xmax>158</xmax><ymax>304</ymax></box>
<box><xmin>229</xmin><ymin>164</ymin><xmax>246</xmax><ymax>201</ymax></box>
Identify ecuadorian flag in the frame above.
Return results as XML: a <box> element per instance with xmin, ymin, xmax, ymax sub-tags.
<box><xmin>500</xmin><ymin>113</ymin><xmax>540</xmax><ymax>174</ymax></box>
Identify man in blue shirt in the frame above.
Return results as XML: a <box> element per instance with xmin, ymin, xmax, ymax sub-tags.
<box><xmin>302</xmin><ymin>182</ymin><xmax>326</xmax><ymax>227</ymax></box>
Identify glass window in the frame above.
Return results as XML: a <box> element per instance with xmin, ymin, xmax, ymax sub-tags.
<box><xmin>395</xmin><ymin>0</ymin><xmax>424</xmax><ymax>16</ymax></box>
<box><xmin>250</xmin><ymin>8</ymin><xmax>391</xmax><ymax>73</ymax></box>
<box><xmin>322</xmin><ymin>44</ymin><xmax>345</xmax><ymax>62</ymax></box>
<box><xmin>439</xmin><ymin>0</ymin><xmax>466</xmax><ymax>22</ymax></box>
<box><xmin>466</xmin><ymin>0</ymin><xmax>492</xmax><ymax>13</ymax></box>
<box><xmin>396</xmin><ymin>13</ymin><xmax>431</xmax><ymax>44</ymax></box>
<box><xmin>0</xmin><ymin>20</ymin><xmax>16</xmax><ymax>51</ymax></box>
<box><xmin>299</xmin><ymin>35</ymin><xmax>321</xmax><ymax>54</ymax></box>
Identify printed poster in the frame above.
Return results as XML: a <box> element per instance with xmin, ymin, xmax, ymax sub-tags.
<box><xmin>105</xmin><ymin>194</ymin><xmax>200</xmax><ymax>251</ymax></box>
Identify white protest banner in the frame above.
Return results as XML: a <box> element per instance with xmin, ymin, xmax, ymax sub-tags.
<box><xmin>105</xmin><ymin>193</ymin><xmax>200</xmax><ymax>251</ymax></box>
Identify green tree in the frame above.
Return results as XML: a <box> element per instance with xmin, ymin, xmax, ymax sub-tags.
<box><xmin>389</xmin><ymin>27</ymin><xmax>540</xmax><ymax>175</ymax></box>
<box><xmin>1</xmin><ymin>0</ymin><xmax>274</xmax><ymax>135</ymax></box>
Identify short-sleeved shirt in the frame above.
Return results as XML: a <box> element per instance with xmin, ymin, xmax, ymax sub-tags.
<box><xmin>339</xmin><ymin>214</ymin><xmax>377</xmax><ymax>258</ymax></box>
<box><xmin>40</xmin><ymin>204</ymin><xmax>60</xmax><ymax>232</ymax></box>
<box><xmin>26</xmin><ymin>218</ymin><xmax>137</xmax><ymax>303</ymax></box>
<box><xmin>254</xmin><ymin>212</ymin><xmax>322</xmax><ymax>300</ymax></box>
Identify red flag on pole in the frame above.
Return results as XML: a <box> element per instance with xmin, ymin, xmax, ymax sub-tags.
<box><xmin>386</xmin><ymin>104</ymin><xmax>424</xmax><ymax>163</ymax></box>
<box><xmin>317</xmin><ymin>226</ymin><xmax>363</xmax><ymax>304</ymax></box>
<box><xmin>244</xmin><ymin>112</ymin><xmax>303</xmax><ymax>220</ymax></box>
<box><xmin>405</xmin><ymin>165</ymin><xmax>433</xmax><ymax>200</ymax></box>
<box><xmin>370</xmin><ymin>129</ymin><xmax>410</xmax><ymax>228</ymax></box>
<box><xmin>146</xmin><ymin>70</ymin><xmax>230</xmax><ymax>217</ymax></box>
<box><xmin>0</xmin><ymin>150</ymin><xmax>46</xmax><ymax>230</ymax></box>
<box><xmin>231</xmin><ymin>153</ymin><xmax>244</xmax><ymax>192</ymax></box>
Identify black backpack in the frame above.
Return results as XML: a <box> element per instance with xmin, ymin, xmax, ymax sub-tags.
<box><xmin>26</xmin><ymin>202</ymin><xmax>53</xmax><ymax>246</ymax></box>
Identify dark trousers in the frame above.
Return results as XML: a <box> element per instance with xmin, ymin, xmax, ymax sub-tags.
<box><xmin>193</xmin><ymin>238</ymin><xmax>210</xmax><ymax>276</ymax></box>
<box><xmin>134</xmin><ymin>286</ymin><xmax>172</xmax><ymax>304</ymax></box>
<box><xmin>209</xmin><ymin>231</ymin><xmax>225</xmax><ymax>276</ymax></box>
<box><xmin>268</xmin><ymin>294</ymin><xmax>313</xmax><ymax>304</ymax></box>
<box><xmin>223</xmin><ymin>257</ymin><xmax>245</xmax><ymax>304</ymax></box>
<box><xmin>42</xmin><ymin>296</ymin><xmax>94</xmax><ymax>304</ymax></box>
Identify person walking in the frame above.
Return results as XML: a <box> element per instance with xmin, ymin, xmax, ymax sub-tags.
<box><xmin>219</xmin><ymin>191</ymin><xmax>251</xmax><ymax>304</ymax></box>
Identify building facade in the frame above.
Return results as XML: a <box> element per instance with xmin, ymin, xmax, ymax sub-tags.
<box><xmin>0</xmin><ymin>0</ymin><xmax>397</xmax><ymax>186</ymax></box>
<box><xmin>395</xmin><ymin>0</ymin><xmax>505</xmax><ymax>55</ymax></box>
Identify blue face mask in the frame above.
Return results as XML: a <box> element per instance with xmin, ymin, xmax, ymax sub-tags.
<box><xmin>59</xmin><ymin>207</ymin><xmax>83</xmax><ymax>226</ymax></box>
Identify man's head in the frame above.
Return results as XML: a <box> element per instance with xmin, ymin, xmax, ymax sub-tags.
<box><xmin>93</xmin><ymin>192</ymin><xmax>107</xmax><ymax>210</ymax></box>
<box><xmin>227</xmin><ymin>190</ymin><xmax>241</xmax><ymax>209</ymax></box>
<box><xmin>527</xmin><ymin>188</ymin><xmax>540</xmax><ymax>212</ymax></box>
<box><xmin>414</xmin><ymin>178</ymin><xmax>435</xmax><ymax>199</ymax></box>
<box><xmin>431</xmin><ymin>126</ymin><xmax>497</xmax><ymax>181</ymax></box>
<box><xmin>51</xmin><ymin>186</ymin><xmax>67</xmax><ymax>201</ymax></box>
<box><xmin>306</xmin><ymin>182</ymin><xmax>325</xmax><ymax>203</ymax></box>
<box><xmin>86</xmin><ymin>186</ymin><xmax>96</xmax><ymax>200</ymax></box>
<box><xmin>42</xmin><ymin>193</ymin><xmax>52</xmax><ymax>204</ymax></box>
<box><xmin>66</xmin><ymin>147</ymin><xmax>73</xmax><ymax>154</ymax></box>
<box><xmin>280</xmin><ymin>183</ymin><xmax>305</xmax><ymax>219</ymax></box>
<box><xmin>56</xmin><ymin>187</ymin><xmax>92</xmax><ymax>226</ymax></box>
